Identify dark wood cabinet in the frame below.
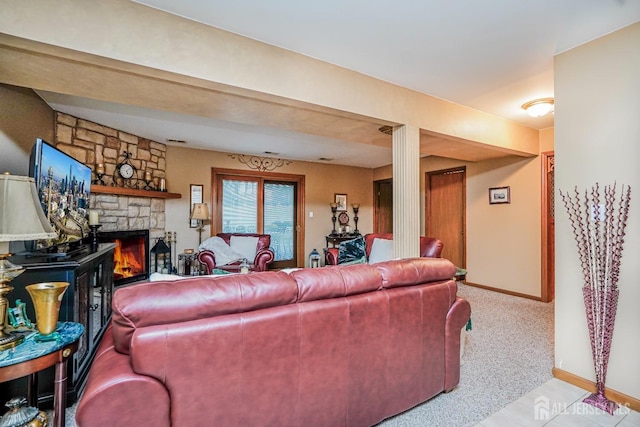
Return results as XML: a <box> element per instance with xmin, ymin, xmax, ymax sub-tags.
<box><xmin>1</xmin><ymin>243</ymin><xmax>115</xmax><ymax>407</ymax></box>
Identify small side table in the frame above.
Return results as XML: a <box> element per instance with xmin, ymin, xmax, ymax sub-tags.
<box><xmin>0</xmin><ymin>322</ymin><xmax>83</xmax><ymax>427</ymax></box>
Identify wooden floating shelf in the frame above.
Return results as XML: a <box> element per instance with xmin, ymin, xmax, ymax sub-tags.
<box><xmin>91</xmin><ymin>185</ymin><xmax>181</xmax><ymax>199</ymax></box>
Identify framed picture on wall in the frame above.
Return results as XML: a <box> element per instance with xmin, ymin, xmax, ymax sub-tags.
<box><xmin>489</xmin><ymin>186</ymin><xmax>510</xmax><ymax>204</ymax></box>
<box><xmin>190</xmin><ymin>184</ymin><xmax>203</xmax><ymax>227</ymax></box>
<box><xmin>335</xmin><ymin>193</ymin><xmax>347</xmax><ymax>211</ymax></box>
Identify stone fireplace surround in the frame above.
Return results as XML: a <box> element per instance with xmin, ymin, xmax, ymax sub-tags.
<box><xmin>54</xmin><ymin>112</ymin><xmax>168</xmax><ymax>241</ymax></box>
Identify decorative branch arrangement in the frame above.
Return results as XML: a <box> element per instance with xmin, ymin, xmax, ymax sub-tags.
<box><xmin>560</xmin><ymin>183</ymin><xmax>631</xmax><ymax>415</ymax></box>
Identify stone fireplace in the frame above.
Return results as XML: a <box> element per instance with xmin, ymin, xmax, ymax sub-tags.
<box><xmin>54</xmin><ymin>111</ymin><xmax>169</xmax><ymax>243</ymax></box>
<box><xmin>52</xmin><ymin>111</ymin><xmax>176</xmax><ymax>284</ymax></box>
<box><xmin>98</xmin><ymin>229</ymin><xmax>150</xmax><ymax>286</ymax></box>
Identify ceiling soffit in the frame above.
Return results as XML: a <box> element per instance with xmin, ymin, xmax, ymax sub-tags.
<box><xmin>0</xmin><ymin>34</ymin><xmax>532</xmax><ymax>164</ymax></box>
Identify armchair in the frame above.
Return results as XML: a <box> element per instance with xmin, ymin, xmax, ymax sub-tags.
<box><xmin>325</xmin><ymin>233</ymin><xmax>443</xmax><ymax>265</ymax></box>
<box><xmin>198</xmin><ymin>233</ymin><xmax>275</xmax><ymax>272</ymax></box>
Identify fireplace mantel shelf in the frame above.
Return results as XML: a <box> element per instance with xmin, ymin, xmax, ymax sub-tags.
<box><xmin>92</xmin><ymin>185</ymin><xmax>181</xmax><ymax>199</ymax></box>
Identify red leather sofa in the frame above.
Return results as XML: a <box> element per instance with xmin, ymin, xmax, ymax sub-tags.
<box><xmin>76</xmin><ymin>257</ymin><xmax>470</xmax><ymax>427</ymax></box>
<box><xmin>197</xmin><ymin>232</ymin><xmax>275</xmax><ymax>272</ymax></box>
<box><xmin>325</xmin><ymin>232</ymin><xmax>444</xmax><ymax>265</ymax></box>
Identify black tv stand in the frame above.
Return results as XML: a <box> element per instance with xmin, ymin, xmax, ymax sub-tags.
<box><xmin>3</xmin><ymin>243</ymin><xmax>116</xmax><ymax>407</ymax></box>
<box><xmin>19</xmin><ymin>244</ymin><xmax>91</xmax><ymax>262</ymax></box>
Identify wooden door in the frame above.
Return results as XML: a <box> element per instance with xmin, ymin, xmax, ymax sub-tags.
<box><xmin>426</xmin><ymin>168</ymin><xmax>466</xmax><ymax>268</ymax></box>
<box><xmin>374</xmin><ymin>179</ymin><xmax>393</xmax><ymax>233</ymax></box>
<box><xmin>541</xmin><ymin>152</ymin><xmax>555</xmax><ymax>302</ymax></box>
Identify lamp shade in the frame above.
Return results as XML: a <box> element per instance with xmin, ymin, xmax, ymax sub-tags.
<box><xmin>190</xmin><ymin>203</ymin><xmax>210</xmax><ymax>221</ymax></box>
<box><xmin>0</xmin><ymin>174</ymin><xmax>56</xmax><ymax>246</ymax></box>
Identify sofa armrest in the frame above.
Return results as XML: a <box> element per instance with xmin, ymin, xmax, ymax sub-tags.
<box><xmin>197</xmin><ymin>250</ymin><xmax>217</xmax><ymax>274</ymax></box>
<box><xmin>76</xmin><ymin>328</ymin><xmax>171</xmax><ymax>427</ymax></box>
<box><xmin>444</xmin><ymin>296</ymin><xmax>471</xmax><ymax>391</ymax></box>
<box><xmin>324</xmin><ymin>247</ymin><xmax>339</xmax><ymax>265</ymax></box>
<box><xmin>253</xmin><ymin>248</ymin><xmax>275</xmax><ymax>271</ymax></box>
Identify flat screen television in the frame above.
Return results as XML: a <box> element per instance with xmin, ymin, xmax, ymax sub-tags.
<box><xmin>29</xmin><ymin>138</ymin><xmax>92</xmax><ymax>251</ymax></box>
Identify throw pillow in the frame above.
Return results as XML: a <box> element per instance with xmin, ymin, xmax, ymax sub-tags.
<box><xmin>198</xmin><ymin>236</ymin><xmax>243</xmax><ymax>266</ymax></box>
<box><xmin>368</xmin><ymin>237</ymin><xmax>394</xmax><ymax>264</ymax></box>
<box><xmin>339</xmin><ymin>255</ymin><xmax>367</xmax><ymax>266</ymax></box>
<box><xmin>230</xmin><ymin>235</ymin><xmax>259</xmax><ymax>262</ymax></box>
<box><xmin>337</xmin><ymin>235</ymin><xmax>366</xmax><ymax>264</ymax></box>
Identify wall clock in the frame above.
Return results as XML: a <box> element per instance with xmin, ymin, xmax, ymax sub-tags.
<box><xmin>338</xmin><ymin>212</ymin><xmax>350</xmax><ymax>226</ymax></box>
<box><xmin>113</xmin><ymin>151</ymin><xmax>139</xmax><ymax>188</ymax></box>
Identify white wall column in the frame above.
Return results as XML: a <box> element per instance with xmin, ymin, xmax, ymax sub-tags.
<box><xmin>392</xmin><ymin>124</ymin><xmax>421</xmax><ymax>258</ymax></box>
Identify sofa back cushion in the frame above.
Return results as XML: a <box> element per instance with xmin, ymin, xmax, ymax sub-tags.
<box><xmin>376</xmin><ymin>257</ymin><xmax>456</xmax><ymax>289</ymax></box>
<box><xmin>111</xmin><ymin>271</ymin><xmax>297</xmax><ymax>354</ymax></box>
<box><xmin>292</xmin><ymin>263</ymin><xmax>382</xmax><ymax>302</ymax></box>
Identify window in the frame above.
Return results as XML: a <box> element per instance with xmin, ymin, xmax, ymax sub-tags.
<box><xmin>213</xmin><ymin>168</ymin><xmax>304</xmax><ymax>269</ymax></box>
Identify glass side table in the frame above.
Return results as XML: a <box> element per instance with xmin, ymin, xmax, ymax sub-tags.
<box><xmin>0</xmin><ymin>322</ymin><xmax>83</xmax><ymax>427</ymax></box>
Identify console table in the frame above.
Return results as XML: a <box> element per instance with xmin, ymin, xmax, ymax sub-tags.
<box><xmin>0</xmin><ymin>322</ymin><xmax>83</xmax><ymax>427</ymax></box>
<box><xmin>2</xmin><ymin>244</ymin><xmax>115</xmax><ymax>407</ymax></box>
<box><xmin>325</xmin><ymin>233</ymin><xmax>360</xmax><ymax>248</ymax></box>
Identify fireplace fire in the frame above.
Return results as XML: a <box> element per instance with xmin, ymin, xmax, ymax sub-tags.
<box><xmin>99</xmin><ymin>230</ymin><xmax>150</xmax><ymax>286</ymax></box>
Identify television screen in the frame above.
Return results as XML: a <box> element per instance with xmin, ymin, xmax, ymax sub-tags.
<box><xmin>29</xmin><ymin>138</ymin><xmax>91</xmax><ymax>250</ymax></box>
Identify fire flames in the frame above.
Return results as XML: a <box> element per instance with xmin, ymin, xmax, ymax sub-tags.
<box><xmin>113</xmin><ymin>238</ymin><xmax>144</xmax><ymax>279</ymax></box>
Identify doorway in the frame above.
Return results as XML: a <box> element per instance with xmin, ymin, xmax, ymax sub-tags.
<box><xmin>374</xmin><ymin>179</ymin><xmax>393</xmax><ymax>234</ymax></box>
<box><xmin>425</xmin><ymin>167</ymin><xmax>466</xmax><ymax>269</ymax></box>
<box><xmin>541</xmin><ymin>152</ymin><xmax>554</xmax><ymax>302</ymax></box>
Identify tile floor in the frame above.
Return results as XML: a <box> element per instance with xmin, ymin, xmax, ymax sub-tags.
<box><xmin>476</xmin><ymin>378</ymin><xmax>640</xmax><ymax>427</ymax></box>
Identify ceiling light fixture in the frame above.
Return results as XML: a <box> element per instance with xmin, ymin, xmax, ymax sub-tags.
<box><xmin>521</xmin><ymin>98</ymin><xmax>554</xmax><ymax>117</ymax></box>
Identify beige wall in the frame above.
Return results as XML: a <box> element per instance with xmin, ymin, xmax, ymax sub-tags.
<box><xmin>165</xmin><ymin>146</ymin><xmax>373</xmax><ymax>266</ymax></box>
<box><xmin>374</xmin><ymin>153</ymin><xmax>545</xmax><ymax>297</ymax></box>
<box><xmin>555</xmin><ymin>23</ymin><xmax>640</xmax><ymax>398</ymax></box>
<box><xmin>540</xmin><ymin>127</ymin><xmax>554</xmax><ymax>152</ymax></box>
<box><xmin>0</xmin><ymin>84</ymin><xmax>53</xmax><ymax>175</ymax></box>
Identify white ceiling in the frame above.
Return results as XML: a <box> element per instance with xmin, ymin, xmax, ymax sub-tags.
<box><xmin>39</xmin><ymin>0</ymin><xmax>640</xmax><ymax>167</ymax></box>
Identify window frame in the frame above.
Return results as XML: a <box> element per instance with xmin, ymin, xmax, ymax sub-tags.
<box><xmin>211</xmin><ymin>167</ymin><xmax>306</xmax><ymax>268</ymax></box>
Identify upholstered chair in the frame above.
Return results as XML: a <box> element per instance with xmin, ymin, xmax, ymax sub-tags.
<box><xmin>324</xmin><ymin>233</ymin><xmax>444</xmax><ymax>265</ymax></box>
<box><xmin>198</xmin><ymin>233</ymin><xmax>275</xmax><ymax>273</ymax></box>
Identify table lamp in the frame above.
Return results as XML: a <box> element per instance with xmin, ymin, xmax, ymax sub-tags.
<box><xmin>190</xmin><ymin>203</ymin><xmax>210</xmax><ymax>245</ymax></box>
<box><xmin>0</xmin><ymin>173</ymin><xmax>57</xmax><ymax>350</ymax></box>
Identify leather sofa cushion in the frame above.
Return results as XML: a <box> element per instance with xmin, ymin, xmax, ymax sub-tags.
<box><xmin>292</xmin><ymin>263</ymin><xmax>382</xmax><ymax>302</ymax></box>
<box><xmin>376</xmin><ymin>257</ymin><xmax>456</xmax><ymax>289</ymax></box>
<box><xmin>112</xmin><ymin>271</ymin><xmax>298</xmax><ymax>354</ymax></box>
